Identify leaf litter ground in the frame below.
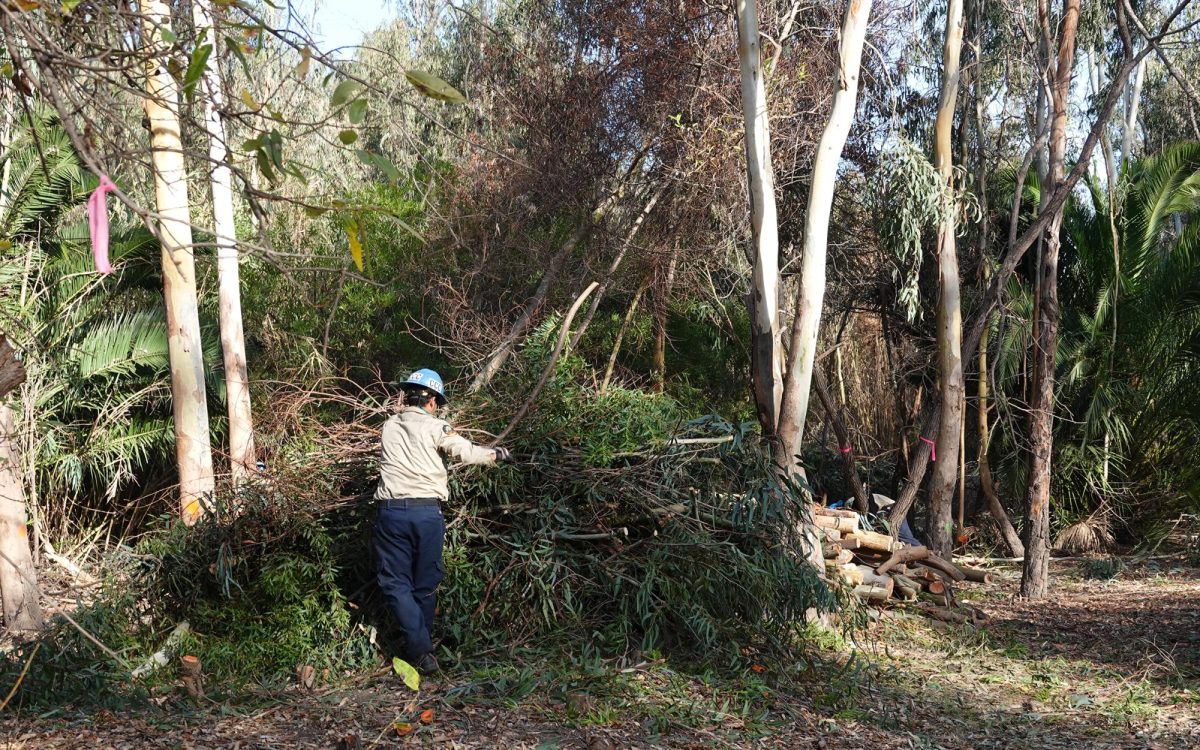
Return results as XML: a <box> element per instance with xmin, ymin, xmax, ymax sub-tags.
<box><xmin>2</xmin><ymin>557</ymin><xmax>1197</xmax><ymax>749</ymax></box>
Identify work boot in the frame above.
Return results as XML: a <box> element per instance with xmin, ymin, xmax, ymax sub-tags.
<box><xmin>413</xmin><ymin>652</ymin><xmax>440</xmax><ymax>676</ymax></box>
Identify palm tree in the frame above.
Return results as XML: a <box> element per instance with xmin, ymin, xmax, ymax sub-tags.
<box><xmin>984</xmin><ymin>144</ymin><xmax>1200</xmax><ymax>552</ymax></box>
<box><xmin>1054</xmin><ymin>143</ymin><xmax>1200</xmax><ymax>545</ymax></box>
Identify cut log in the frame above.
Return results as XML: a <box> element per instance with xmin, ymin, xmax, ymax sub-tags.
<box><xmin>921</xmin><ymin>553</ymin><xmax>967</xmax><ymax>581</ymax></box>
<box><xmin>915</xmin><ymin>602</ymin><xmax>968</xmax><ymax>624</ymax></box>
<box><xmin>821</xmin><ymin>527</ymin><xmax>842</xmax><ymax>542</ymax></box>
<box><xmin>180</xmin><ymin>654</ymin><xmax>205</xmax><ymax>699</ymax></box>
<box><xmin>844</xmin><ymin>529</ymin><xmax>903</xmax><ymax>553</ymax></box>
<box><xmin>132</xmin><ymin>621</ymin><xmax>191</xmax><ymax>679</ymax></box>
<box><xmin>876</xmin><ymin>545</ymin><xmax>929</xmax><ymax>574</ymax></box>
<box><xmin>892</xmin><ymin>573</ymin><xmax>920</xmax><ymax>601</ymax></box>
<box><xmin>833</xmin><ymin>563</ymin><xmax>864</xmax><ymax>585</ymax></box>
<box><xmin>853</xmin><ymin>582</ymin><xmax>893</xmax><ymax>604</ymax></box>
<box><xmin>959</xmin><ymin>565</ymin><xmax>994</xmax><ymax>584</ymax></box>
<box><xmin>814</xmin><ymin>507</ymin><xmax>858</xmax><ymax>519</ymax></box>
<box><xmin>921</xmin><ymin>578</ymin><xmax>946</xmax><ymax>595</ymax></box>
<box><xmin>822</xmin><ymin>541</ymin><xmax>843</xmax><ymax>559</ymax></box>
<box><xmin>853</xmin><ymin>565</ymin><xmax>894</xmax><ymax>589</ymax></box>
<box><xmin>919</xmin><ymin>591</ymin><xmax>948</xmax><ymax>607</ymax></box>
<box><xmin>814</xmin><ymin>515</ymin><xmax>857</xmax><ymax>534</ymax></box>
<box><xmin>838</xmin><ymin>536</ymin><xmax>861</xmax><ymax>550</ymax></box>
<box><xmin>828</xmin><ymin>548</ymin><xmax>853</xmax><ymax>565</ymax></box>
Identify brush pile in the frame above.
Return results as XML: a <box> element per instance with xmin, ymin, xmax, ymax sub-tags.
<box><xmin>815</xmin><ymin>507</ymin><xmax>991</xmax><ymax>626</ymax></box>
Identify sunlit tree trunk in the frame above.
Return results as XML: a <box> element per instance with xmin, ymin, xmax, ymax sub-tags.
<box><xmin>776</xmin><ymin>0</ymin><xmax>872</xmax><ymax>470</ymax></box>
<box><xmin>0</xmin><ymin>338</ymin><xmax>42</xmax><ymax>631</ymax></box>
<box><xmin>926</xmin><ymin>0</ymin><xmax>965</xmax><ymax>559</ymax></box>
<box><xmin>1120</xmin><ymin>57</ymin><xmax>1147</xmax><ymax>171</ymax></box>
<box><xmin>141</xmin><ymin>0</ymin><xmax>216</xmax><ymax>523</ymax></box>
<box><xmin>193</xmin><ymin>0</ymin><xmax>256</xmax><ymax>485</ymax></box>
<box><xmin>736</xmin><ymin>0</ymin><xmax>783</xmax><ymax>435</ymax></box>
<box><xmin>1023</xmin><ymin>0</ymin><xmax>1080</xmax><ymax>600</ymax></box>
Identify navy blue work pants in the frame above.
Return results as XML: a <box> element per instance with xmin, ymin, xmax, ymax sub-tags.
<box><xmin>374</xmin><ymin>502</ymin><xmax>445</xmax><ymax>660</ymax></box>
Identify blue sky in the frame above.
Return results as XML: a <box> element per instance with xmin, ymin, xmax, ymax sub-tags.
<box><xmin>292</xmin><ymin>0</ymin><xmax>396</xmax><ymax>56</ymax></box>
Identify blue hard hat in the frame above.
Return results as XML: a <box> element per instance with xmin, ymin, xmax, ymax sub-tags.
<box><xmin>401</xmin><ymin>368</ymin><xmax>447</xmax><ymax>404</ymax></box>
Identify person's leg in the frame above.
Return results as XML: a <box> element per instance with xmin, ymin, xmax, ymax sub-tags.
<box><xmin>375</xmin><ymin>506</ymin><xmax>433</xmax><ymax>658</ymax></box>
<box><xmin>411</xmin><ymin>506</ymin><xmax>446</xmax><ymax>649</ymax></box>
<box><xmin>899</xmin><ymin>518</ymin><xmax>922</xmax><ymax>547</ymax></box>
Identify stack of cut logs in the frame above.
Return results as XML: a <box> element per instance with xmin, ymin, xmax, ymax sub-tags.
<box><xmin>816</xmin><ymin>506</ymin><xmax>992</xmax><ymax>625</ymax></box>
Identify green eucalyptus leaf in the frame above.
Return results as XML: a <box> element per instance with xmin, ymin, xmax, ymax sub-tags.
<box><xmin>183</xmin><ymin>43</ymin><xmax>213</xmax><ymax>101</ymax></box>
<box><xmin>403</xmin><ymin>70</ymin><xmax>466</xmax><ymax>104</ymax></box>
<box><xmin>330</xmin><ymin>80</ymin><xmax>364</xmax><ymax>109</ymax></box>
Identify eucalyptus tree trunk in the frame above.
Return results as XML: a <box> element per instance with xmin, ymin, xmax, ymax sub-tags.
<box><xmin>926</xmin><ymin>0</ymin><xmax>965</xmax><ymax>559</ymax></box>
<box><xmin>1120</xmin><ymin>57</ymin><xmax>1147</xmax><ymax>171</ymax></box>
<box><xmin>193</xmin><ymin>0</ymin><xmax>256</xmax><ymax>485</ymax></box>
<box><xmin>0</xmin><ymin>338</ymin><xmax>42</xmax><ymax>631</ymax></box>
<box><xmin>1023</xmin><ymin>0</ymin><xmax>1080</xmax><ymax>600</ymax></box>
<box><xmin>141</xmin><ymin>0</ymin><xmax>216</xmax><ymax>523</ymax></box>
<box><xmin>736</xmin><ymin>0</ymin><xmax>783</xmax><ymax>435</ymax></box>
<box><xmin>776</xmin><ymin>0</ymin><xmax>872</xmax><ymax>469</ymax></box>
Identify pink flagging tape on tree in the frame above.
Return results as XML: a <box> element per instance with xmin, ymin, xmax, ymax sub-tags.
<box><xmin>919</xmin><ymin>436</ymin><xmax>936</xmax><ymax>461</ymax></box>
<box><xmin>840</xmin><ymin>445</ymin><xmax>852</xmax><ymax>453</ymax></box>
<box><xmin>86</xmin><ymin>175</ymin><xmax>117</xmax><ymax>275</ymax></box>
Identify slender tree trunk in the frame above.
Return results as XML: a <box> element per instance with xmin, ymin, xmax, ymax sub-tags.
<box><xmin>1120</xmin><ymin>57</ymin><xmax>1147</xmax><ymax>171</ymax></box>
<box><xmin>470</xmin><ymin>234</ymin><xmax>574</xmax><ymax>392</ymax></box>
<box><xmin>812</xmin><ymin>366</ymin><xmax>870</xmax><ymax>513</ymax></box>
<box><xmin>736</xmin><ymin>0</ymin><xmax>783</xmax><ymax>435</ymax></box>
<box><xmin>570</xmin><ymin>185</ymin><xmax>664</xmax><ymax>351</ymax></box>
<box><xmin>978</xmin><ymin>268</ymin><xmax>1024</xmax><ymax>557</ymax></box>
<box><xmin>600</xmin><ymin>275</ymin><xmax>650</xmax><ymax>394</ymax></box>
<box><xmin>1022</xmin><ymin>0</ymin><xmax>1080</xmax><ymax>600</ymax></box>
<box><xmin>0</xmin><ymin>85</ymin><xmax>13</xmax><ymax>227</ymax></box>
<box><xmin>889</xmin><ymin>3</ymin><xmax>1143</xmax><ymax>537</ymax></box>
<box><xmin>0</xmin><ymin>351</ymin><xmax>42</xmax><ymax>630</ymax></box>
<box><xmin>193</xmin><ymin>0</ymin><xmax>255</xmax><ymax>485</ymax></box>
<box><xmin>141</xmin><ymin>0</ymin><xmax>216</xmax><ymax>523</ymax></box>
<box><xmin>926</xmin><ymin>0</ymin><xmax>965</xmax><ymax>559</ymax></box>
<box><xmin>651</xmin><ymin>245</ymin><xmax>679</xmax><ymax>391</ymax></box>
<box><xmin>775</xmin><ymin>0</ymin><xmax>872</xmax><ymax>466</ymax></box>
<box><xmin>471</xmin><ymin>204</ymin><xmax>611</xmax><ymax>392</ymax></box>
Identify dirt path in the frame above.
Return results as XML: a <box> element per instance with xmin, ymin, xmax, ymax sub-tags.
<box><xmin>2</xmin><ymin>558</ymin><xmax>1196</xmax><ymax>749</ymax></box>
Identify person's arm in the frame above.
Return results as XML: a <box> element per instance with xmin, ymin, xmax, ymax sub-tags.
<box><xmin>437</xmin><ymin>423</ymin><xmax>498</xmax><ymax>465</ymax></box>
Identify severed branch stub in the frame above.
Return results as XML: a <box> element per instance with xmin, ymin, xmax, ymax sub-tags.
<box><xmin>180</xmin><ymin>654</ymin><xmax>205</xmax><ymax>699</ymax></box>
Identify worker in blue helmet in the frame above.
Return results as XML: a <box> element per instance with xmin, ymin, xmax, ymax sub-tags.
<box><xmin>374</xmin><ymin>368</ymin><xmax>511</xmax><ymax>676</ymax></box>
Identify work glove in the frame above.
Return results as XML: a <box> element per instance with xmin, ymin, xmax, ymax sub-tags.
<box><xmin>493</xmin><ymin>446</ymin><xmax>512</xmax><ymax>462</ymax></box>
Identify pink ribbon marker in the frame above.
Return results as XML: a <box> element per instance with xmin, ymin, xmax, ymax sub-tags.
<box><xmin>839</xmin><ymin>445</ymin><xmax>852</xmax><ymax>454</ymax></box>
<box><xmin>86</xmin><ymin>175</ymin><xmax>117</xmax><ymax>275</ymax></box>
<box><xmin>920</xmin><ymin>436</ymin><xmax>937</xmax><ymax>461</ymax></box>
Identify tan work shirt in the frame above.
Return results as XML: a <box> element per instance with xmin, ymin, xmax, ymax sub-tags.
<box><xmin>376</xmin><ymin>406</ymin><xmax>495</xmax><ymax>501</ymax></box>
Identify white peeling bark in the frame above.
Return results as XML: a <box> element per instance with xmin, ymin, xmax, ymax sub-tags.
<box><xmin>736</xmin><ymin>0</ymin><xmax>783</xmax><ymax>434</ymax></box>
<box><xmin>776</xmin><ymin>0</ymin><xmax>873</xmax><ymax>469</ymax></box>
<box><xmin>193</xmin><ymin>0</ymin><xmax>256</xmax><ymax>486</ymax></box>
<box><xmin>141</xmin><ymin>0</ymin><xmax>216</xmax><ymax>523</ymax></box>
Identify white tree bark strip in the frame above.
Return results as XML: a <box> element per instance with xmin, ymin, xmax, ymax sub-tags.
<box><xmin>736</xmin><ymin>0</ymin><xmax>783</xmax><ymax>433</ymax></box>
<box><xmin>193</xmin><ymin>0</ymin><xmax>256</xmax><ymax>485</ymax></box>
<box><xmin>776</xmin><ymin>0</ymin><xmax>872</xmax><ymax>466</ymax></box>
<box><xmin>140</xmin><ymin>0</ymin><xmax>216</xmax><ymax>522</ymax></box>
